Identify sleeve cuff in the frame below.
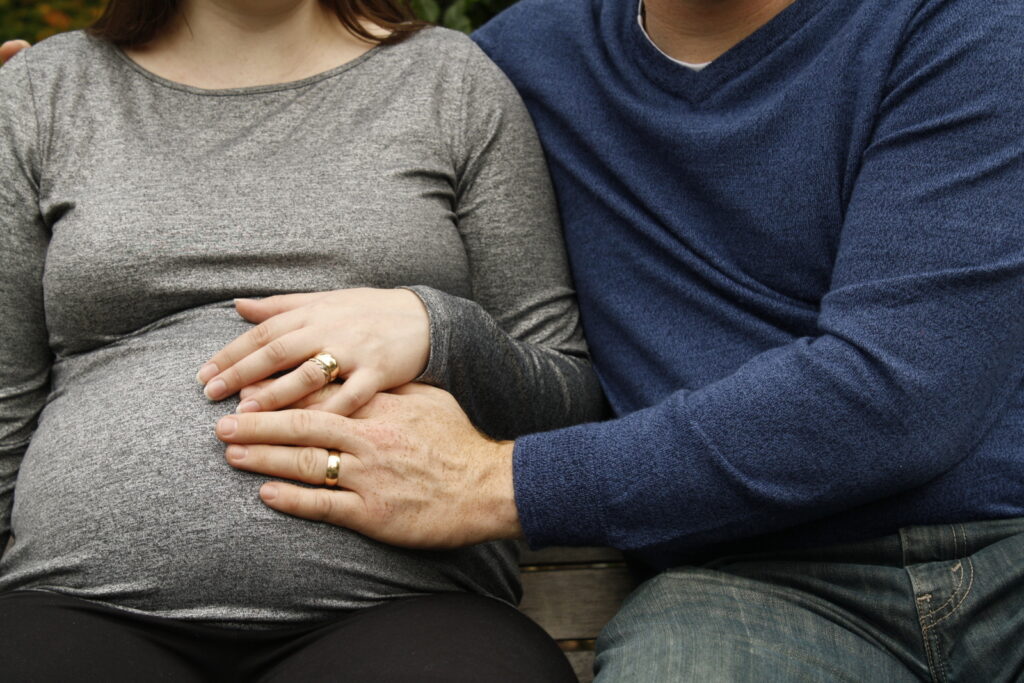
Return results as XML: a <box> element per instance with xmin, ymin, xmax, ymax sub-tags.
<box><xmin>402</xmin><ymin>285</ymin><xmax>455</xmax><ymax>388</ymax></box>
<box><xmin>512</xmin><ymin>424</ymin><xmax>609</xmax><ymax>549</ymax></box>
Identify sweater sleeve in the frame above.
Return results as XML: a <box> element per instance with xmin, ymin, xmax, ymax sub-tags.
<box><xmin>511</xmin><ymin>0</ymin><xmax>1024</xmax><ymax>565</ymax></box>
<box><xmin>0</xmin><ymin>52</ymin><xmax>52</xmax><ymax>552</ymax></box>
<box><xmin>405</xmin><ymin>41</ymin><xmax>606</xmax><ymax>440</ymax></box>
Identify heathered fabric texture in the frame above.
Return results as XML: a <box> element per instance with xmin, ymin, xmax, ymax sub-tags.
<box><xmin>0</xmin><ymin>27</ymin><xmax>604</xmax><ymax>625</ymax></box>
<box><xmin>475</xmin><ymin>0</ymin><xmax>1024</xmax><ymax>568</ymax></box>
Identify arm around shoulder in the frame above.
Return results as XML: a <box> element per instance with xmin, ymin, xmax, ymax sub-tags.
<box><xmin>408</xmin><ymin>37</ymin><xmax>606</xmax><ymax>440</ymax></box>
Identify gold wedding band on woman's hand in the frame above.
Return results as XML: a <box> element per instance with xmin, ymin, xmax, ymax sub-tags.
<box><xmin>324</xmin><ymin>450</ymin><xmax>341</xmax><ymax>487</ymax></box>
<box><xmin>307</xmin><ymin>352</ymin><xmax>340</xmax><ymax>383</ymax></box>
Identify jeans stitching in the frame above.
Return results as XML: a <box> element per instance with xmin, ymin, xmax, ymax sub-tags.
<box><xmin>919</xmin><ymin>554</ymin><xmax>975</xmax><ymax>683</ymax></box>
<box><xmin>925</xmin><ymin>556</ymin><xmax>974</xmax><ymax>629</ymax></box>
<box><xmin>920</xmin><ymin>561</ymin><xmax>966</xmax><ymax>619</ymax></box>
<box><xmin>915</xmin><ymin>597</ymin><xmax>942</xmax><ymax>683</ymax></box>
<box><xmin>919</xmin><ymin>525</ymin><xmax>966</xmax><ymax>619</ymax></box>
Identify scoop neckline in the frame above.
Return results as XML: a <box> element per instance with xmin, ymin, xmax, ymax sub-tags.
<box><xmin>102</xmin><ymin>37</ymin><xmax>385</xmax><ymax>97</ymax></box>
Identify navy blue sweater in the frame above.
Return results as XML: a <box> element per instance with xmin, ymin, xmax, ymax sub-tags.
<box><xmin>474</xmin><ymin>0</ymin><xmax>1024</xmax><ymax>567</ymax></box>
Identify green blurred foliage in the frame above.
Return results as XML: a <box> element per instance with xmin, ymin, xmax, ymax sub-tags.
<box><xmin>0</xmin><ymin>1</ymin><xmax>105</xmax><ymax>42</ymax></box>
<box><xmin>0</xmin><ymin>0</ymin><xmax>513</xmax><ymax>43</ymax></box>
<box><xmin>411</xmin><ymin>0</ymin><xmax>518</xmax><ymax>33</ymax></box>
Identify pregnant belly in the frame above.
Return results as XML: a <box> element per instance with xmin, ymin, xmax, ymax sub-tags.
<box><xmin>0</xmin><ymin>303</ymin><xmax>517</xmax><ymax>625</ymax></box>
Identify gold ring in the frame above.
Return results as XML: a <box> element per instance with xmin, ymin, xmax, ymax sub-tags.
<box><xmin>325</xmin><ymin>450</ymin><xmax>341</xmax><ymax>487</ymax></box>
<box><xmin>307</xmin><ymin>353</ymin><xmax>340</xmax><ymax>383</ymax></box>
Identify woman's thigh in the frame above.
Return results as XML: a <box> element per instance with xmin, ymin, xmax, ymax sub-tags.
<box><xmin>0</xmin><ymin>590</ymin><xmax>205</xmax><ymax>683</ymax></box>
<box><xmin>259</xmin><ymin>593</ymin><xmax>577</xmax><ymax>683</ymax></box>
<box><xmin>1</xmin><ymin>589</ymin><xmax>575</xmax><ymax>682</ymax></box>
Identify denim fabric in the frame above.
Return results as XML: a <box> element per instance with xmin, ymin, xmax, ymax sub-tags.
<box><xmin>594</xmin><ymin>518</ymin><xmax>1024</xmax><ymax>681</ymax></box>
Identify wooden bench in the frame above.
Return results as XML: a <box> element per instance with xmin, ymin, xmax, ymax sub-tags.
<box><xmin>518</xmin><ymin>544</ymin><xmax>638</xmax><ymax>682</ymax></box>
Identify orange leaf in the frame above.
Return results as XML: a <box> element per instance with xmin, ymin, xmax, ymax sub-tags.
<box><xmin>43</xmin><ymin>10</ymin><xmax>73</xmax><ymax>31</ymax></box>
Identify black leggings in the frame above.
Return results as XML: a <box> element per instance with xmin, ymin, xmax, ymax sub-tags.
<box><xmin>0</xmin><ymin>590</ymin><xmax>577</xmax><ymax>682</ymax></box>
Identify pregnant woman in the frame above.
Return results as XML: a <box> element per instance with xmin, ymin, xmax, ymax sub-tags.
<box><xmin>0</xmin><ymin>0</ymin><xmax>603</xmax><ymax>680</ymax></box>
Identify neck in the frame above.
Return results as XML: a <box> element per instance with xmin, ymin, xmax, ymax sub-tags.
<box><xmin>642</xmin><ymin>0</ymin><xmax>796</xmax><ymax>63</ymax></box>
<box><xmin>126</xmin><ymin>0</ymin><xmax>379</xmax><ymax>89</ymax></box>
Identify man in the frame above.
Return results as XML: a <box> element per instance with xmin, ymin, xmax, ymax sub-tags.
<box><xmin>5</xmin><ymin>0</ymin><xmax>1024</xmax><ymax>678</ymax></box>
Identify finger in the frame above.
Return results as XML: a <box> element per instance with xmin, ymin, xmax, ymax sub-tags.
<box><xmin>216</xmin><ymin>410</ymin><xmax>369</xmax><ymax>453</ymax></box>
<box><xmin>279</xmin><ymin>382</ymin><xmax>343</xmax><ymax>410</ymax></box>
<box><xmin>241</xmin><ymin>382</ymin><xmax>344</xmax><ymax>410</ymax></box>
<box><xmin>234</xmin><ymin>292</ymin><xmax>326</xmax><ymax>323</ymax></box>
<box><xmin>320</xmin><ymin>370</ymin><xmax>382</xmax><ymax>416</ymax></box>
<box><xmin>225</xmin><ymin>444</ymin><xmax>364</xmax><ymax>487</ymax></box>
<box><xmin>198</xmin><ymin>312</ymin><xmax>304</xmax><ymax>387</ymax></box>
<box><xmin>0</xmin><ymin>40</ymin><xmax>31</xmax><ymax>64</ymax></box>
<box><xmin>205</xmin><ymin>328</ymin><xmax>323</xmax><ymax>401</ymax></box>
<box><xmin>259</xmin><ymin>482</ymin><xmax>365</xmax><ymax>527</ymax></box>
<box><xmin>239</xmin><ymin>380</ymin><xmax>274</xmax><ymax>401</ymax></box>
<box><xmin>390</xmin><ymin>382</ymin><xmax>442</xmax><ymax>397</ymax></box>
<box><xmin>237</xmin><ymin>355</ymin><xmax>354</xmax><ymax>413</ymax></box>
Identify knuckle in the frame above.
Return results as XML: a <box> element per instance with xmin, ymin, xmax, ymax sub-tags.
<box><xmin>312</xmin><ymin>491</ymin><xmax>335</xmax><ymax>521</ymax></box>
<box><xmin>222</xmin><ymin>366</ymin><xmax>243</xmax><ymax>388</ymax></box>
<box><xmin>297</xmin><ymin>447</ymin><xmax>322</xmax><ymax>479</ymax></box>
<box><xmin>250</xmin><ymin>323</ymin><xmax>274</xmax><ymax>347</ymax></box>
<box><xmin>259</xmin><ymin>385</ymin><xmax>283</xmax><ymax>408</ymax></box>
<box><xmin>289</xmin><ymin>410</ymin><xmax>313</xmax><ymax>433</ymax></box>
<box><xmin>264</xmin><ymin>339</ymin><xmax>290</xmax><ymax>365</ymax></box>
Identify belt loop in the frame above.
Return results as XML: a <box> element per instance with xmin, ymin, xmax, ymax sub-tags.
<box><xmin>898</xmin><ymin>526</ymin><xmax>911</xmax><ymax>567</ymax></box>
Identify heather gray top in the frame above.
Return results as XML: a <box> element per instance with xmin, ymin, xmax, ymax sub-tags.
<box><xmin>0</xmin><ymin>28</ymin><xmax>604</xmax><ymax>626</ymax></box>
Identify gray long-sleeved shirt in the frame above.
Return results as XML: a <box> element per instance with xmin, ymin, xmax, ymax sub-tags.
<box><xmin>0</xmin><ymin>27</ymin><xmax>603</xmax><ymax>626</ymax></box>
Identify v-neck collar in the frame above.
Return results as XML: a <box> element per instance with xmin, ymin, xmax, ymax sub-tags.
<box><xmin>614</xmin><ymin>0</ymin><xmax>828</xmax><ymax>102</ymax></box>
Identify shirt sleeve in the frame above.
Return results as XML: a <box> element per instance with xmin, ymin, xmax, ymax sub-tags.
<box><xmin>0</xmin><ymin>52</ymin><xmax>52</xmax><ymax>552</ymax></box>
<box><xmin>510</xmin><ymin>0</ymin><xmax>1024</xmax><ymax>565</ymax></box>
<box><xmin>405</xmin><ymin>40</ymin><xmax>606</xmax><ymax>440</ymax></box>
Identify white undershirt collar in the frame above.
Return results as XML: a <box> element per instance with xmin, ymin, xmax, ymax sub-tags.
<box><xmin>637</xmin><ymin>0</ymin><xmax>712</xmax><ymax>72</ymax></box>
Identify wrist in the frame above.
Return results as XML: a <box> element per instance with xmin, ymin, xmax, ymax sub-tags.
<box><xmin>481</xmin><ymin>440</ymin><xmax>523</xmax><ymax>541</ymax></box>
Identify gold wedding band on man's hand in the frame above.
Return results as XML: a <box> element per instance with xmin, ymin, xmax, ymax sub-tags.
<box><xmin>307</xmin><ymin>352</ymin><xmax>340</xmax><ymax>383</ymax></box>
<box><xmin>324</xmin><ymin>450</ymin><xmax>341</xmax><ymax>487</ymax></box>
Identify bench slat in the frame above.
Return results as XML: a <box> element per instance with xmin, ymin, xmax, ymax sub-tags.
<box><xmin>519</xmin><ymin>566</ymin><xmax>635</xmax><ymax>640</ymax></box>
<box><xmin>519</xmin><ymin>545</ymin><xmax>625</xmax><ymax>566</ymax></box>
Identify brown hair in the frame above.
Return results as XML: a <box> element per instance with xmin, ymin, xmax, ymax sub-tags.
<box><xmin>87</xmin><ymin>0</ymin><xmax>427</xmax><ymax>47</ymax></box>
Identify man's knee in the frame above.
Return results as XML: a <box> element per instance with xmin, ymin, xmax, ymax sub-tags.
<box><xmin>594</xmin><ymin>570</ymin><xmax>748</xmax><ymax>680</ymax></box>
<box><xmin>592</xmin><ymin>567</ymin><xmax>913</xmax><ymax>682</ymax></box>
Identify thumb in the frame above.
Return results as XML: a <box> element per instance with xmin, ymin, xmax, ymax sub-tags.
<box><xmin>234</xmin><ymin>292</ymin><xmax>324</xmax><ymax>322</ymax></box>
<box><xmin>1</xmin><ymin>40</ymin><xmax>31</xmax><ymax>64</ymax></box>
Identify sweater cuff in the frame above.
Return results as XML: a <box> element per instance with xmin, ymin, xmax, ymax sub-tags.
<box><xmin>512</xmin><ymin>425</ymin><xmax>608</xmax><ymax>549</ymax></box>
<box><xmin>402</xmin><ymin>285</ymin><xmax>455</xmax><ymax>389</ymax></box>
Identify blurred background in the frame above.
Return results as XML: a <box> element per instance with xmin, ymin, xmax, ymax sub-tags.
<box><xmin>0</xmin><ymin>0</ymin><xmax>513</xmax><ymax>43</ymax></box>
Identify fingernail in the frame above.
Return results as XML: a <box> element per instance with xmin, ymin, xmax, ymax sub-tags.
<box><xmin>217</xmin><ymin>416</ymin><xmax>237</xmax><ymax>437</ymax></box>
<box><xmin>261</xmin><ymin>483</ymin><xmax>279</xmax><ymax>501</ymax></box>
<box><xmin>236</xmin><ymin>400</ymin><xmax>260</xmax><ymax>414</ymax></box>
<box><xmin>234</xmin><ymin>298</ymin><xmax>254</xmax><ymax>306</ymax></box>
<box><xmin>225</xmin><ymin>445</ymin><xmax>247</xmax><ymax>462</ymax></box>
<box><xmin>197</xmin><ymin>363</ymin><xmax>219</xmax><ymax>384</ymax></box>
<box><xmin>205</xmin><ymin>379</ymin><xmax>227</xmax><ymax>400</ymax></box>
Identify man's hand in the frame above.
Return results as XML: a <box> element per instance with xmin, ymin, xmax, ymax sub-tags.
<box><xmin>0</xmin><ymin>41</ymin><xmax>31</xmax><ymax>64</ymax></box>
<box><xmin>215</xmin><ymin>384</ymin><xmax>524</xmax><ymax>549</ymax></box>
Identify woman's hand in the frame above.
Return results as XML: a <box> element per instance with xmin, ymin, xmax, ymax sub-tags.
<box><xmin>0</xmin><ymin>41</ymin><xmax>31</xmax><ymax>65</ymax></box>
<box><xmin>199</xmin><ymin>288</ymin><xmax>430</xmax><ymax>416</ymax></box>
<box><xmin>215</xmin><ymin>384</ymin><xmax>523</xmax><ymax>549</ymax></box>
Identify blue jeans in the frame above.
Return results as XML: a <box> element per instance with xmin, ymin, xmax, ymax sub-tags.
<box><xmin>594</xmin><ymin>518</ymin><xmax>1024</xmax><ymax>681</ymax></box>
